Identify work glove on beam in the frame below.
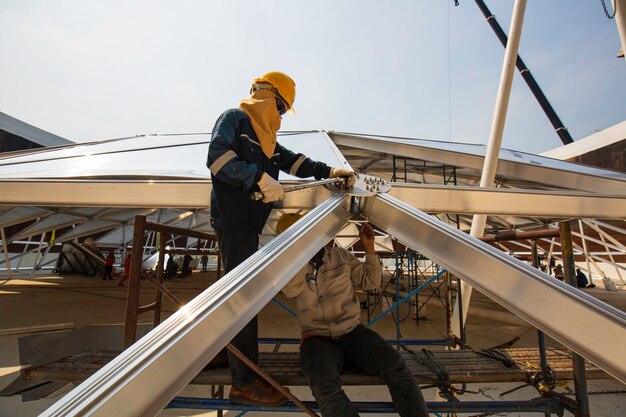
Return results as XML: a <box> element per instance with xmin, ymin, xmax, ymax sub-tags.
<box><xmin>330</xmin><ymin>167</ymin><xmax>356</xmax><ymax>188</ymax></box>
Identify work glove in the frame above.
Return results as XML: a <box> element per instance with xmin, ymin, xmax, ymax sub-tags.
<box><xmin>358</xmin><ymin>223</ymin><xmax>376</xmax><ymax>254</ymax></box>
<box><xmin>257</xmin><ymin>172</ymin><xmax>285</xmax><ymax>203</ymax></box>
<box><xmin>330</xmin><ymin>167</ymin><xmax>356</xmax><ymax>187</ymax></box>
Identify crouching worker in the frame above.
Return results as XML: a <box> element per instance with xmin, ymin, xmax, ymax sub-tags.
<box><xmin>278</xmin><ymin>214</ymin><xmax>429</xmax><ymax>417</ymax></box>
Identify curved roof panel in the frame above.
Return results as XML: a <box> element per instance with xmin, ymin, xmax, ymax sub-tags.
<box><xmin>0</xmin><ymin>131</ymin><xmax>346</xmax><ymax>180</ymax></box>
<box><xmin>329</xmin><ymin>132</ymin><xmax>626</xmax><ymax>194</ymax></box>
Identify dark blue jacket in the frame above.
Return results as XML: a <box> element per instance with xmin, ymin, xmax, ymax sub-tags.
<box><xmin>207</xmin><ymin>108</ymin><xmax>331</xmax><ymax>233</ymax></box>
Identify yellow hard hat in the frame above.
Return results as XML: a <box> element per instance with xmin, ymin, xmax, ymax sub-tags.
<box><xmin>275</xmin><ymin>213</ymin><xmax>303</xmax><ymax>235</ymax></box>
<box><xmin>252</xmin><ymin>71</ymin><xmax>296</xmax><ymax>113</ymax></box>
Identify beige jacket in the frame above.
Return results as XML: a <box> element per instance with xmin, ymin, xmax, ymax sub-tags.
<box><xmin>281</xmin><ymin>247</ymin><xmax>382</xmax><ymax>338</ymax></box>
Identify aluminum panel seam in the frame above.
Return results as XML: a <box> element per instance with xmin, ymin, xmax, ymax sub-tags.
<box><xmin>0</xmin><ymin>132</ymin><xmax>343</xmax><ymax>180</ymax></box>
<box><xmin>40</xmin><ymin>194</ymin><xmax>349</xmax><ymax>417</ymax></box>
<box><xmin>321</xmin><ymin>131</ymin><xmax>353</xmax><ymax>168</ymax></box>
<box><xmin>361</xmin><ymin>193</ymin><xmax>626</xmax><ymax>382</ymax></box>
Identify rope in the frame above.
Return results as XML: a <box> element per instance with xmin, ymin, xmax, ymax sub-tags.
<box><xmin>407</xmin><ymin>348</ymin><xmax>460</xmax><ymax>401</ymax></box>
<box><xmin>478</xmin><ymin>348</ymin><xmax>515</xmax><ymax>367</ymax></box>
<box><xmin>454</xmin><ymin>337</ymin><xmax>515</xmax><ymax>368</ymax></box>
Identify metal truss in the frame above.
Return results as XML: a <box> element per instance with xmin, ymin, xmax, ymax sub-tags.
<box><xmin>39</xmin><ymin>194</ymin><xmax>349</xmax><ymax>417</ymax></box>
<box><xmin>361</xmin><ymin>193</ymin><xmax>626</xmax><ymax>383</ymax></box>
<box><xmin>2</xmin><ymin>178</ymin><xmax>625</xmax><ymax>220</ymax></box>
<box><xmin>388</xmin><ymin>183</ymin><xmax>626</xmax><ymax>218</ymax></box>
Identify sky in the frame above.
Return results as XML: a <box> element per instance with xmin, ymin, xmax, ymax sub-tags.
<box><xmin>1</xmin><ymin>1</ymin><xmax>624</xmax><ymax>154</ymax></box>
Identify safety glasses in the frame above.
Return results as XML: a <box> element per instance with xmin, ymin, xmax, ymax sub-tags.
<box><xmin>275</xmin><ymin>97</ymin><xmax>287</xmax><ymax>116</ymax></box>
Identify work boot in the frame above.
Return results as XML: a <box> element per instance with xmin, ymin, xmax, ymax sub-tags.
<box><xmin>229</xmin><ymin>378</ymin><xmax>288</xmax><ymax>406</ymax></box>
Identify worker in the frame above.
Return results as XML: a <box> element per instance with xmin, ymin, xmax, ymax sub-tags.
<box><xmin>576</xmin><ymin>268</ymin><xmax>590</xmax><ymax>288</ymax></box>
<box><xmin>165</xmin><ymin>255</ymin><xmax>178</xmax><ymax>279</ymax></box>
<box><xmin>553</xmin><ymin>264</ymin><xmax>564</xmax><ymax>281</ymax></box>
<box><xmin>102</xmin><ymin>250</ymin><xmax>115</xmax><ymax>280</ymax></box>
<box><xmin>182</xmin><ymin>254</ymin><xmax>193</xmax><ymax>277</ymax></box>
<box><xmin>201</xmin><ymin>253</ymin><xmax>209</xmax><ymax>272</ymax></box>
<box><xmin>279</xmin><ymin>214</ymin><xmax>429</xmax><ymax>417</ymax></box>
<box><xmin>206</xmin><ymin>71</ymin><xmax>355</xmax><ymax>407</ymax></box>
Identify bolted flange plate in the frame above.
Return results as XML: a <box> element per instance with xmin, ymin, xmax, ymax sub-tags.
<box><xmin>325</xmin><ymin>173</ymin><xmax>391</xmax><ymax>197</ymax></box>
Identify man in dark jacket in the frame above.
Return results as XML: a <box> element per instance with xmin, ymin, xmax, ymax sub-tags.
<box><xmin>576</xmin><ymin>268</ymin><xmax>590</xmax><ymax>288</ymax></box>
<box><xmin>206</xmin><ymin>71</ymin><xmax>354</xmax><ymax>406</ymax></box>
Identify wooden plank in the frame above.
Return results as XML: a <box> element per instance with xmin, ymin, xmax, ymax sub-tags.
<box><xmin>21</xmin><ymin>382</ymin><xmax>70</xmax><ymax>402</ymax></box>
<box><xmin>144</xmin><ymin>221</ymin><xmax>216</xmax><ymax>241</ymax></box>
<box><xmin>0</xmin><ymin>323</ymin><xmax>74</xmax><ymax>336</ymax></box>
<box><xmin>123</xmin><ymin>215</ymin><xmax>146</xmax><ymax>347</ymax></box>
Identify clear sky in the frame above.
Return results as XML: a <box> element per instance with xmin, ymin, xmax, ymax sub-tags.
<box><xmin>1</xmin><ymin>1</ymin><xmax>624</xmax><ymax>154</ymax></box>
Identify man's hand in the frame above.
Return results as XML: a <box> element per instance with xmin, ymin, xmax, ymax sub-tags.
<box><xmin>330</xmin><ymin>167</ymin><xmax>356</xmax><ymax>187</ymax></box>
<box><xmin>359</xmin><ymin>223</ymin><xmax>376</xmax><ymax>254</ymax></box>
<box><xmin>257</xmin><ymin>172</ymin><xmax>285</xmax><ymax>203</ymax></box>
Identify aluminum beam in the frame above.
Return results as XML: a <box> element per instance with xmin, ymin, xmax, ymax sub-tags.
<box><xmin>0</xmin><ymin>179</ymin><xmax>333</xmax><ymax>209</ymax></box>
<box><xmin>583</xmin><ymin>220</ymin><xmax>626</xmax><ymax>252</ymax></box>
<box><xmin>388</xmin><ymin>183</ymin><xmax>626</xmax><ymax>218</ymax></box>
<box><xmin>361</xmin><ymin>193</ymin><xmax>626</xmax><ymax>382</ymax></box>
<box><xmin>1</xmin><ymin>179</ymin><xmax>624</xmax><ymax>220</ymax></box>
<box><xmin>330</xmin><ymin>132</ymin><xmax>626</xmax><ymax>194</ymax></box>
<box><xmin>40</xmin><ymin>194</ymin><xmax>349</xmax><ymax>417</ymax></box>
<box><xmin>589</xmin><ymin>219</ymin><xmax>626</xmax><ymax>236</ymax></box>
<box><xmin>0</xmin><ymin>179</ymin><xmax>213</xmax><ymax>208</ymax></box>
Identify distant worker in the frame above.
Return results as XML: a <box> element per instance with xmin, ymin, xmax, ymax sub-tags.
<box><xmin>279</xmin><ymin>215</ymin><xmax>429</xmax><ymax>417</ymax></box>
<box><xmin>177</xmin><ymin>256</ymin><xmax>185</xmax><ymax>277</ymax></box>
<box><xmin>182</xmin><ymin>254</ymin><xmax>193</xmax><ymax>277</ymax></box>
<box><xmin>118</xmin><ymin>253</ymin><xmax>132</xmax><ymax>287</ymax></box>
<box><xmin>549</xmin><ymin>256</ymin><xmax>556</xmax><ymax>274</ymax></box>
<box><xmin>576</xmin><ymin>268</ymin><xmax>591</xmax><ymax>288</ymax></box>
<box><xmin>166</xmin><ymin>255</ymin><xmax>178</xmax><ymax>279</ymax></box>
<box><xmin>553</xmin><ymin>264</ymin><xmax>564</xmax><ymax>281</ymax></box>
<box><xmin>53</xmin><ymin>256</ymin><xmax>65</xmax><ymax>274</ymax></box>
<box><xmin>102</xmin><ymin>250</ymin><xmax>115</xmax><ymax>280</ymax></box>
<box><xmin>206</xmin><ymin>71</ymin><xmax>355</xmax><ymax>407</ymax></box>
<box><xmin>201</xmin><ymin>253</ymin><xmax>209</xmax><ymax>272</ymax></box>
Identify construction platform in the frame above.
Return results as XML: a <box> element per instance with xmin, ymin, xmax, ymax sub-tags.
<box><xmin>2</xmin><ymin>273</ymin><xmax>624</xmax><ymax>416</ymax></box>
<box><xmin>23</xmin><ymin>346</ymin><xmax>607</xmax><ymax>387</ymax></box>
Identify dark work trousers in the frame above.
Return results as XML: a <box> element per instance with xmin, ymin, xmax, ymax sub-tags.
<box><xmin>300</xmin><ymin>324</ymin><xmax>429</xmax><ymax>417</ymax></box>
<box><xmin>102</xmin><ymin>265</ymin><xmax>113</xmax><ymax>280</ymax></box>
<box><xmin>218</xmin><ymin>230</ymin><xmax>260</xmax><ymax>388</ymax></box>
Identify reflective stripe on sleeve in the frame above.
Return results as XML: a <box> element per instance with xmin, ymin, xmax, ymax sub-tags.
<box><xmin>289</xmin><ymin>155</ymin><xmax>307</xmax><ymax>176</ymax></box>
<box><xmin>209</xmin><ymin>150</ymin><xmax>238</xmax><ymax>175</ymax></box>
